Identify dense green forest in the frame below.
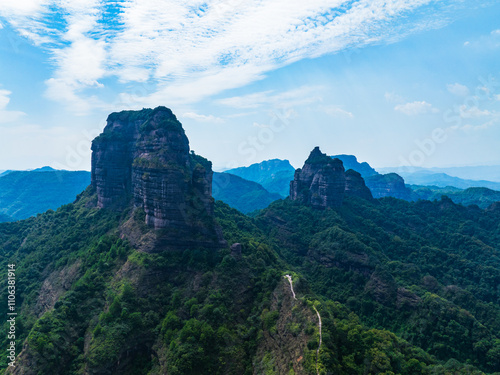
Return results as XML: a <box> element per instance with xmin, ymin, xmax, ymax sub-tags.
<box><xmin>0</xmin><ymin>185</ymin><xmax>499</xmax><ymax>374</ymax></box>
<box><xmin>411</xmin><ymin>185</ymin><xmax>500</xmax><ymax>208</ymax></box>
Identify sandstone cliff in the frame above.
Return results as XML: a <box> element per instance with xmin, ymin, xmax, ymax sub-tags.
<box><xmin>364</xmin><ymin>172</ymin><xmax>414</xmax><ymax>200</ymax></box>
<box><xmin>345</xmin><ymin>169</ymin><xmax>373</xmax><ymax>200</ymax></box>
<box><xmin>91</xmin><ymin>106</ymin><xmax>224</xmax><ymax>250</ymax></box>
<box><xmin>290</xmin><ymin>147</ymin><xmax>346</xmax><ymax>209</ymax></box>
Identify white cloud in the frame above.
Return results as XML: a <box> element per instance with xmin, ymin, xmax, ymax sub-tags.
<box><xmin>458</xmin><ymin>105</ymin><xmax>491</xmax><ymax>118</ymax></box>
<box><xmin>461</xmin><ymin>27</ymin><xmax>500</xmax><ymax>50</ymax></box>
<box><xmin>1</xmin><ymin>0</ymin><xmax>474</xmax><ymax>109</ymax></box>
<box><xmin>394</xmin><ymin>101</ymin><xmax>439</xmax><ymax>115</ymax></box>
<box><xmin>44</xmin><ymin>78</ymin><xmax>104</xmax><ymax>115</ymax></box>
<box><xmin>384</xmin><ymin>92</ymin><xmax>405</xmax><ymax>104</ymax></box>
<box><xmin>181</xmin><ymin>112</ymin><xmax>225</xmax><ymax>124</ymax></box>
<box><xmin>0</xmin><ymin>0</ymin><xmax>51</xmax><ymax>17</ymax></box>
<box><xmin>217</xmin><ymin>85</ymin><xmax>323</xmax><ymax>109</ymax></box>
<box><xmin>216</xmin><ymin>91</ymin><xmax>275</xmax><ymax>109</ymax></box>
<box><xmin>495</xmin><ymin>94</ymin><xmax>500</xmax><ymax>101</ymax></box>
<box><xmin>450</xmin><ymin>119</ymin><xmax>496</xmax><ymax>133</ymax></box>
<box><xmin>0</xmin><ymin>89</ymin><xmax>25</xmax><ymax>123</ymax></box>
<box><xmin>321</xmin><ymin>105</ymin><xmax>353</xmax><ymax>118</ymax></box>
<box><xmin>447</xmin><ymin>83</ymin><xmax>469</xmax><ymax>96</ymax></box>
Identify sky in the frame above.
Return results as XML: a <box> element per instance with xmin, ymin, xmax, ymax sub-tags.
<box><xmin>0</xmin><ymin>0</ymin><xmax>499</xmax><ymax>172</ymax></box>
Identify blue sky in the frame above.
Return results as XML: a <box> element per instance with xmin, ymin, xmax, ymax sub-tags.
<box><xmin>0</xmin><ymin>0</ymin><xmax>499</xmax><ymax>171</ymax></box>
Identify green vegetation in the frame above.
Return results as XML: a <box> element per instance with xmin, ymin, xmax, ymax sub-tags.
<box><xmin>411</xmin><ymin>185</ymin><xmax>500</xmax><ymax>208</ymax></box>
<box><xmin>0</xmin><ymin>187</ymin><xmax>499</xmax><ymax>373</ymax></box>
<box><xmin>255</xmin><ymin>196</ymin><xmax>500</xmax><ymax>372</ymax></box>
<box><xmin>305</xmin><ymin>148</ymin><xmax>335</xmax><ymax>165</ymax></box>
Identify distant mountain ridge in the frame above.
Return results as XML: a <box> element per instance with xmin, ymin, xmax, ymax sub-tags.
<box><xmin>380</xmin><ymin>165</ymin><xmax>500</xmax><ymax>183</ymax></box>
<box><xmin>330</xmin><ymin>154</ymin><xmax>379</xmax><ymax>178</ymax></box>
<box><xmin>225</xmin><ymin>159</ymin><xmax>295</xmax><ymax>197</ymax></box>
<box><xmin>3</xmin><ymin>157</ymin><xmax>500</xmax><ymax>222</ymax></box>
<box><xmin>212</xmin><ymin>172</ymin><xmax>282</xmax><ymax>213</ymax></box>
<box><xmin>0</xmin><ymin>169</ymin><xmax>91</xmax><ymax>222</ymax></box>
<box><xmin>386</xmin><ymin>170</ymin><xmax>500</xmax><ymax>190</ymax></box>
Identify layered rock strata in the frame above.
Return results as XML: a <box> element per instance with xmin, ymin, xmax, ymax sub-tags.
<box><xmin>91</xmin><ymin>106</ymin><xmax>225</xmax><ymax>250</ymax></box>
<box><xmin>290</xmin><ymin>147</ymin><xmax>346</xmax><ymax>208</ymax></box>
<box><xmin>345</xmin><ymin>169</ymin><xmax>373</xmax><ymax>200</ymax></box>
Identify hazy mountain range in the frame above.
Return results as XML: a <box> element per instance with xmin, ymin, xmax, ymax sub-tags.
<box><xmin>1</xmin><ymin>107</ymin><xmax>498</xmax><ymax>374</ymax></box>
<box><xmin>3</xmin><ymin>157</ymin><xmax>500</xmax><ymax>222</ymax></box>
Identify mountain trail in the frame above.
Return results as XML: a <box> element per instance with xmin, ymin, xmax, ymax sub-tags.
<box><xmin>284</xmin><ymin>275</ymin><xmax>322</xmax><ymax>375</ymax></box>
<box><xmin>284</xmin><ymin>274</ymin><xmax>296</xmax><ymax>299</ymax></box>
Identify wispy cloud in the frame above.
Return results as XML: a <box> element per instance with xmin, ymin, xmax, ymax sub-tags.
<box><xmin>384</xmin><ymin>92</ymin><xmax>405</xmax><ymax>104</ymax></box>
<box><xmin>0</xmin><ymin>0</ymin><xmax>490</xmax><ymax>111</ymax></box>
<box><xmin>181</xmin><ymin>112</ymin><xmax>225</xmax><ymax>124</ymax></box>
<box><xmin>450</xmin><ymin>119</ymin><xmax>497</xmax><ymax>133</ymax></box>
<box><xmin>320</xmin><ymin>105</ymin><xmax>353</xmax><ymax>118</ymax></box>
<box><xmin>463</xmin><ymin>27</ymin><xmax>500</xmax><ymax>50</ymax></box>
<box><xmin>0</xmin><ymin>89</ymin><xmax>25</xmax><ymax>123</ymax></box>
<box><xmin>394</xmin><ymin>101</ymin><xmax>439</xmax><ymax>116</ymax></box>
<box><xmin>458</xmin><ymin>105</ymin><xmax>491</xmax><ymax>118</ymax></box>
<box><xmin>447</xmin><ymin>83</ymin><xmax>469</xmax><ymax>97</ymax></box>
<box><xmin>217</xmin><ymin>85</ymin><xmax>323</xmax><ymax>109</ymax></box>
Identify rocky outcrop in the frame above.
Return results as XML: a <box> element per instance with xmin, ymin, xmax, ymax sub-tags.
<box><xmin>91</xmin><ymin>107</ymin><xmax>225</xmax><ymax>250</ymax></box>
<box><xmin>331</xmin><ymin>154</ymin><xmax>379</xmax><ymax>178</ymax></box>
<box><xmin>230</xmin><ymin>243</ymin><xmax>242</xmax><ymax>259</ymax></box>
<box><xmin>365</xmin><ymin>173</ymin><xmax>414</xmax><ymax>200</ymax></box>
<box><xmin>290</xmin><ymin>147</ymin><xmax>346</xmax><ymax>209</ymax></box>
<box><xmin>345</xmin><ymin>169</ymin><xmax>373</xmax><ymax>200</ymax></box>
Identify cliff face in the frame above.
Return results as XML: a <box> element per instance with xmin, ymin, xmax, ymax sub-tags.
<box><xmin>290</xmin><ymin>147</ymin><xmax>346</xmax><ymax>209</ymax></box>
<box><xmin>365</xmin><ymin>173</ymin><xmax>413</xmax><ymax>200</ymax></box>
<box><xmin>91</xmin><ymin>107</ymin><xmax>223</xmax><ymax>250</ymax></box>
<box><xmin>345</xmin><ymin>169</ymin><xmax>373</xmax><ymax>200</ymax></box>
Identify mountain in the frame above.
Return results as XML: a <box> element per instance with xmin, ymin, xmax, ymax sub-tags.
<box><xmin>290</xmin><ymin>147</ymin><xmax>347</xmax><ymax>208</ymax></box>
<box><xmin>225</xmin><ymin>159</ymin><xmax>295</xmax><ymax>197</ymax></box>
<box><xmin>412</xmin><ymin>185</ymin><xmax>500</xmax><ymax>209</ymax></box>
<box><xmin>90</xmin><ymin>106</ymin><xmax>225</xmax><ymax>250</ymax></box>
<box><xmin>32</xmin><ymin>166</ymin><xmax>57</xmax><ymax>172</ymax></box>
<box><xmin>365</xmin><ymin>173</ymin><xmax>415</xmax><ymax>200</ymax></box>
<box><xmin>331</xmin><ymin>154</ymin><xmax>379</xmax><ymax>178</ymax></box>
<box><xmin>0</xmin><ymin>213</ymin><xmax>13</xmax><ymax>222</ymax></box>
<box><xmin>329</xmin><ymin>155</ymin><xmax>414</xmax><ymax>200</ymax></box>
<box><xmin>380</xmin><ymin>165</ymin><xmax>500</xmax><ymax>183</ymax></box>
<box><xmin>212</xmin><ymin>172</ymin><xmax>282</xmax><ymax>213</ymax></box>
<box><xmin>0</xmin><ymin>169</ymin><xmax>91</xmax><ymax>222</ymax></box>
<box><xmin>0</xmin><ymin>108</ymin><xmax>498</xmax><ymax>374</ymax></box>
<box><xmin>387</xmin><ymin>170</ymin><xmax>500</xmax><ymax>190</ymax></box>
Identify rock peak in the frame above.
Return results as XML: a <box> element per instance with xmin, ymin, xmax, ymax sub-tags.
<box><xmin>345</xmin><ymin>169</ymin><xmax>373</xmax><ymax>200</ymax></box>
<box><xmin>90</xmin><ymin>107</ymin><xmax>221</xmax><ymax>244</ymax></box>
<box><xmin>290</xmin><ymin>147</ymin><xmax>346</xmax><ymax>209</ymax></box>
